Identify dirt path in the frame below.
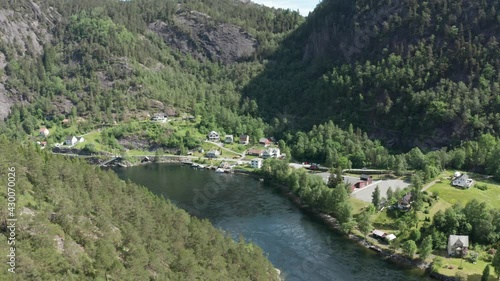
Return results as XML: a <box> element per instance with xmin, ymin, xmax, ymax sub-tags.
<box><xmin>422</xmin><ymin>179</ymin><xmax>439</xmax><ymax>191</ymax></box>
<box><xmin>205</xmin><ymin>141</ymin><xmax>244</xmax><ymax>158</ymax></box>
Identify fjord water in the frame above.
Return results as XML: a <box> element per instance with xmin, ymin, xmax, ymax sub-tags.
<box><xmin>114</xmin><ymin>164</ymin><xmax>428</xmax><ymax>281</ymax></box>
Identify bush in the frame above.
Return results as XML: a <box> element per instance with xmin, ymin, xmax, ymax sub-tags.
<box><xmin>480</xmin><ymin>252</ymin><xmax>492</xmax><ymax>262</ymax></box>
<box><xmin>82</xmin><ymin>143</ymin><xmax>98</xmax><ymax>154</ymax></box>
<box><xmin>476</xmin><ymin>184</ymin><xmax>488</xmax><ymax>191</ymax></box>
<box><xmin>424</xmin><ymin>209</ymin><xmax>429</xmax><ymax>214</ymax></box>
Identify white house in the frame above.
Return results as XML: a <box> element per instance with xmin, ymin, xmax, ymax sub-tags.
<box><xmin>448</xmin><ymin>235</ymin><xmax>469</xmax><ymax>256</ymax></box>
<box><xmin>239</xmin><ymin>135</ymin><xmax>250</xmax><ymax>145</ymax></box>
<box><xmin>251</xmin><ymin>158</ymin><xmax>263</xmax><ymax>169</ymax></box>
<box><xmin>385</xmin><ymin>234</ymin><xmax>397</xmax><ymax>242</ymax></box>
<box><xmin>262</xmin><ymin>148</ymin><xmax>281</xmax><ymax>159</ymax></box>
<box><xmin>259</xmin><ymin>138</ymin><xmax>271</xmax><ymax>147</ymax></box>
<box><xmin>39</xmin><ymin>127</ymin><xmax>49</xmax><ymax>137</ymax></box>
<box><xmin>225</xmin><ymin>135</ymin><xmax>234</xmax><ymax>144</ymax></box>
<box><xmin>452</xmin><ymin>174</ymin><xmax>473</xmax><ymax>188</ymax></box>
<box><xmin>208</xmin><ymin>131</ymin><xmax>220</xmax><ymax>141</ymax></box>
<box><xmin>151</xmin><ymin>113</ymin><xmax>167</xmax><ymax>123</ymax></box>
<box><xmin>206</xmin><ymin>150</ymin><xmax>220</xmax><ymax>158</ymax></box>
<box><xmin>65</xmin><ymin>136</ymin><xmax>78</xmax><ymax>146</ymax></box>
<box><xmin>76</xmin><ymin>136</ymin><xmax>85</xmax><ymax>143</ymax></box>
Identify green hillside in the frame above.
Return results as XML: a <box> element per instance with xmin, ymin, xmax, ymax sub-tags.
<box><xmin>0</xmin><ymin>137</ymin><xmax>279</xmax><ymax>280</ymax></box>
<box><xmin>243</xmin><ymin>0</ymin><xmax>500</xmax><ymax>150</ymax></box>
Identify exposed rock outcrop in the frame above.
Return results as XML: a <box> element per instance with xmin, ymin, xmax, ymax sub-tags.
<box><xmin>148</xmin><ymin>11</ymin><xmax>258</xmax><ymax>64</ymax></box>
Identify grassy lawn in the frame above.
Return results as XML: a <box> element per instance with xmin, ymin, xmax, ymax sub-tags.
<box><xmin>428</xmin><ymin>180</ymin><xmax>500</xmax><ymax>209</ymax></box>
<box><xmin>371</xmin><ymin>210</ymin><xmax>397</xmax><ymax>233</ymax></box>
<box><xmin>427</xmin><ymin>199</ymin><xmax>452</xmax><ymax>218</ymax></box>
<box><xmin>74</xmin><ymin>130</ymin><xmax>103</xmax><ymax>149</ymax></box>
<box><xmin>349</xmin><ymin>197</ymin><xmax>369</xmax><ymax>215</ymax></box>
<box><xmin>434</xmin><ymin>253</ymin><xmax>496</xmax><ymax>281</ymax></box>
<box><xmin>224</xmin><ymin>143</ymin><xmax>248</xmax><ymax>153</ymax></box>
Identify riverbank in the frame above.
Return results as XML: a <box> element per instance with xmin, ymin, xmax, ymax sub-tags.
<box><xmin>106</xmin><ymin>161</ymin><xmax>450</xmax><ymax>280</ymax></box>
<box><xmin>233</xmin><ymin>170</ymin><xmax>447</xmax><ymax>280</ymax></box>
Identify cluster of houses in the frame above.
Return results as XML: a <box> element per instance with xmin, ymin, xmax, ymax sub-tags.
<box><xmin>372</xmin><ymin>230</ymin><xmax>469</xmax><ymax>257</ymax></box>
<box><xmin>38</xmin><ymin>127</ymin><xmax>85</xmax><ymax>147</ymax></box>
<box><xmin>247</xmin><ymin>147</ymin><xmax>281</xmax><ymax>158</ymax></box>
<box><xmin>207</xmin><ymin>131</ymin><xmax>276</xmax><ymax>147</ymax></box>
<box><xmin>207</xmin><ymin>131</ymin><xmax>253</xmax><ymax>145</ymax></box>
<box><xmin>65</xmin><ymin>135</ymin><xmax>85</xmax><ymax>146</ymax></box>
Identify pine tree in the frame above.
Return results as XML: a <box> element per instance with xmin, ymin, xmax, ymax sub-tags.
<box><xmin>419</xmin><ymin>235</ymin><xmax>433</xmax><ymax>261</ymax></box>
<box><xmin>481</xmin><ymin>264</ymin><xmax>490</xmax><ymax>281</ymax></box>
<box><xmin>493</xmin><ymin>249</ymin><xmax>500</xmax><ymax>279</ymax></box>
<box><xmin>372</xmin><ymin>185</ymin><xmax>381</xmax><ymax>209</ymax></box>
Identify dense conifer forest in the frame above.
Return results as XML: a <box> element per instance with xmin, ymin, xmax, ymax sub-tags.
<box><xmin>0</xmin><ymin>138</ymin><xmax>279</xmax><ymax>280</ymax></box>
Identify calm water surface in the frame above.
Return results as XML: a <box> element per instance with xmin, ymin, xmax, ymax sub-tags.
<box><xmin>113</xmin><ymin>164</ymin><xmax>429</xmax><ymax>281</ymax></box>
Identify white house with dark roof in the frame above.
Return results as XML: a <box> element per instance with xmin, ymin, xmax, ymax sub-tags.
<box><xmin>224</xmin><ymin>135</ymin><xmax>234</xmax><ymax>144</ymax></box>
<box><xmin>65</xmin><ymin>136</ymin><xmax>78</xmax><ymax>146</ymax></box>
<box><xmin>262</xmin><ymin>147</ymin><xmax>281</xmax><ymax>159</ymax></box>
<box><xmin>206</xmin><ymin>150</ymin><xmax>220</xmax><ymax>158</ymax></box>
<box><xmin>239</xmin><ymin>135</ymin><xmax>250</xmax><ymax>145</ymax></box>
<box><xmin>251</xmin><ymin>158</ymin><xmax>263</xmax><ymax>169</ymax></box>
<box><xmin>208</xmin><ymin>131</ymin><xmax>220</xmax><ymax>141</ymax></box>
<box><xmin>151</xmin><ymin>113</ymin><xmax>167</xmax><ymax>123</ymax></box>
<box><xmin>452</xmin><ymin>174</ymin><xmax>473</xmax><ymax>188</ymax></box>
<box><xmin>448</xmin><ymin>235</ymin><xmax>469</xmax><ymax>256</ymax></box>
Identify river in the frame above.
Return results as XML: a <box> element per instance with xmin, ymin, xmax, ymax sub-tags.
<box><xmin>113</xmin><ymin>164</ymin><xmax>429</xmax><ymax>281</ymax></box>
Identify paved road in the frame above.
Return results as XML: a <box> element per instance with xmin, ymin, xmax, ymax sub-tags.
<box><xmin>52</xmin><ymin>152</ymin><xmax>250</xmax><ymax>164</ymax></box>
<box><xmin>351</xmin><ymin>179</ymin><xmax>410</xmax><ymax>203</ymax></box>
<box><xmin>289</xmin><ymin>163</ymin><xmax>311</xmax><ymax>169</ymax></box>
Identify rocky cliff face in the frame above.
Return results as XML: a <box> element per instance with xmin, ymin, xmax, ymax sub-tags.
<box><xmin>148</xmin><ymin>11</ymin><xmax>258</xmax><ymax>64</ymax></box>
<box><xmin>0</xmin><ymin>0</ymin><xmax>59</xmax><ymax>120</ymax></box>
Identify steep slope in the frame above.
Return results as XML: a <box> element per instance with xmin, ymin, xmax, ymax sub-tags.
<box><xmin>148</xmin><ymin>11</ymin><xmax>258</xmax><ymax>64</ymax></box>
<box><xmin>0</xmin><ymin>0</ymin><xmax>59</xmax><ymax>120</ymax></box>
<box><xmin>0</xmin><ymin>138</ymin><xmax>280</xmax><ymax>280</ymax></box>
<box><xmin>244</xmin><ymin>0</ymin><xmax>500</xmax><ymax>150</ymax></box>
<box><xmin>0</xmin><ymin>0</ymin><xmax>301</xmax><ymax>143</ymax></box>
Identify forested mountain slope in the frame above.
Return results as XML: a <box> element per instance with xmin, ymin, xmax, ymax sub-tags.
<box><xmin>0</xmin><ymin>138</ymin><xmax>279</xmax><ymax>280</ymax></box>
<box><xmin>244</xmin><ymin>0</ymin><xmax>500</xmax><ymax>149</ymax></box>
<box><xmin>0</xmin><ymin>0</ymin><xmax>301</xmax><ymax>141</ymax></box>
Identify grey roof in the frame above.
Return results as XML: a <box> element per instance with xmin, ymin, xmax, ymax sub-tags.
<box><xmin>456</xmin><ymin>174</ymin><xmax>469</xmax><ymax>180</ymax></box>
<box><xmin>401</xmin><ymin>193</ymin><xmax>412</xmax><ymax>204</ymax></box>
<box><xmin>360</xmin><ymin>174</ymin><xmax>371</xmax><ymax>180</ymax></box>
<box><xmin>66</xmin><ymin>136</ymin><xmax>76</xmax><ymax>141</ymax></box>
<box><xmin>343</xmin><ymin>176</ymin><xmax>360</xmax><ymax>186</ymax></box>
<box><xmin>448</xmin><ymin>235</ymin><xmax>469</xmax><ymax>247</ymax></box>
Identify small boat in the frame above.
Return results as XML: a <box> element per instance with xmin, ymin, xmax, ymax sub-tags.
<box><xmin>215</xmin><ymin>168</ymin><xmax>225</xmax><ymax>173</ymax></box>
<box><xmin>198</xmin><ymin>164</ymin><xmax>206</xmax><ymax>169</ymax></box>
<box><xmin>191</xmin><ymin>163</ymin><xmax>199</xmax><ymax>168</ymax></box>
<box><xmin>368</xmin><ymin>245</ymin><xmax>382</xmax><ymax>253</ymax></box>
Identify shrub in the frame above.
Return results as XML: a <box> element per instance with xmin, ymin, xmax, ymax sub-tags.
<box><xmin>476</xmin><ymin>184</ymin><xmax>488</xmax><ymax>191</ymax></box>
<box><xmin>480</xmin><ymin>252</ymin><xmax>493</xmax><ymax>262</ymax></box>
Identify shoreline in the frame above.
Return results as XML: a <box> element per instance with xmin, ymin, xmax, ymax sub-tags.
<box><xmin>233</xmin><ymin>171</ymin><xmax>457</xmax><ymax>281</ymax></box>
<box><xmin>101</xmin><ymin>160</ymin><xmax>453</xmax><ymax>280</ymax></box>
